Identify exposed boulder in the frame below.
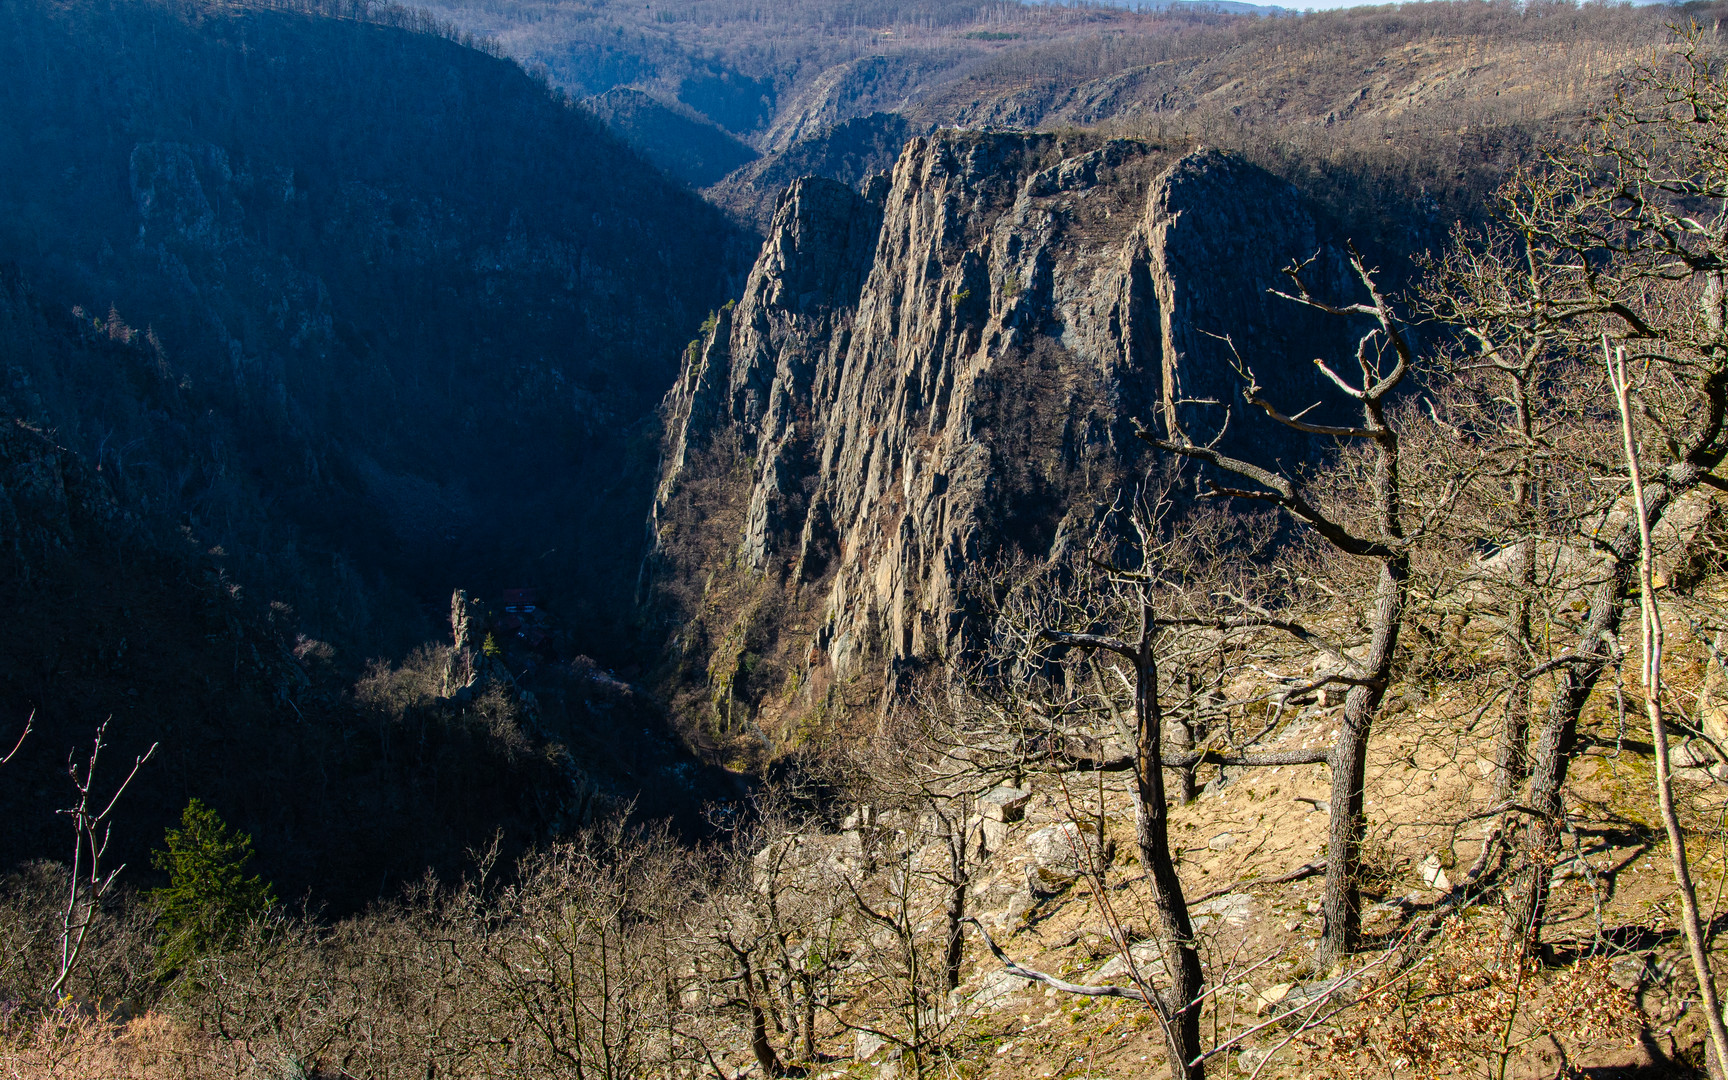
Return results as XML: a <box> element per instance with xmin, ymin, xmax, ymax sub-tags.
<box><xmin>1024</xmin><ymin>821</ymin><xmax>1106</xmax><ymax>897</ymax></box>
<box><xmin>1087</xmin><ymin>940</ymin><xmax>1167</xmax><ymax>986</ymax></box>
<box><xmin>1191</xmin><ymin>892</ymin><xmax>1256</xmax><ymax>929</ymax></box>
<box><xmin>980</xmin><ymin>785</ymin><xmax>1031</xmax><ymax>823</ymax></box>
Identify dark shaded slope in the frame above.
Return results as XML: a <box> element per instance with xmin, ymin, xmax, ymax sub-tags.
<box><xmin>0</xmin><ymin>262</ymin><xmax>736</xmax><ymax>912</ymax></box>
<box><xmin>0</xmin><ymin>270</ymin><xmax>539</xmax><ymax>909</ymax></box>
<box><xmin>0</xmin><ymin>265</ymin><xmax>736</xmax><ymax>912</ymax></box>
<box><xmin>0</xmin><ymin>0</ymin><xmax>749</xmax><ymax>908</ymax></box>
<box><xmin>0</xmin><ymin>0</ymin><xmax>746</xmax><ymax>654</ymax></box>
<box><xmin>590</xmin><ymin>87</ymin><xmax>761</xmax><ymax>187</ymax></box>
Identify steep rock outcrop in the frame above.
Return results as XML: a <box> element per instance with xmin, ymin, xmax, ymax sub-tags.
<box><xmin>656</xmin><ymin>175</ymin><xmax>889</xmax><ymax>573</ymax></box>
<box><xmin>651</xmin><ymin>133</ymin><xmax>1362</xmax><ymax>742</ymax></box>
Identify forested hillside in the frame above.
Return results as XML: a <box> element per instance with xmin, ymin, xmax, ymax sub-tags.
<box><xmin>0</xmin><ymin>0</ymin><xmax>745</xmax><ymax>648</ymax></box>
<box><xmin>419</xmin><ymin>0</ymin><xmax>1692</xmax><ymax>234</ymax></box>
<box><xmin>0</xmin><ymin>0</ymin><xmax>743</xmax><ymax>907</ymax></box>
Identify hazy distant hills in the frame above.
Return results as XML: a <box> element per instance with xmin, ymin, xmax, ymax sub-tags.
<box><xmin>415</xmin><ymin>0</ymin><xmax>1698</xmax><ymax>239</ymax></box>
<box><xmin>1035</xmin><ymin>0</ymin><xmax>1290</xmax><ymax>15</ymax></box>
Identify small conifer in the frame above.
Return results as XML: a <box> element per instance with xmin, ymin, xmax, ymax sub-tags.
<box><xmin>149</xmin><ymin>799</ymin><xmax>276</xmax><ymax>978</ymax></box>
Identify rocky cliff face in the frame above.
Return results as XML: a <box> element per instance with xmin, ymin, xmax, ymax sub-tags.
<box><xmin>648</xmin><ymin>132</ymin><xmax>1360</xmax><ymax>749</ymax></box>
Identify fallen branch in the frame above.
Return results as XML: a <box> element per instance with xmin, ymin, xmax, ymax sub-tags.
<box><xmin>965</xmin><ymin>918</ymin><xmax>1151</xmax><ymax>1002</ymax></box>
<box><xmin>1188</xmin><ymin>862</ymin><xmax>1324</xmax><ymax>908</ymax></box>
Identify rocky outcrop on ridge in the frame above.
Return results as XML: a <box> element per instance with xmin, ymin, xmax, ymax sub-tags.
<box><xmin>648</xmin><ymin>132</ymin><xmax>1363</xmax><ymax>748</ymax></box>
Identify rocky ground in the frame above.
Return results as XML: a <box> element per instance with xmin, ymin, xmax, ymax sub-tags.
<box><xmin>753</xmin><ymin>678</ymin><xmax>1722</xmax><ymax>1079</ymax></box>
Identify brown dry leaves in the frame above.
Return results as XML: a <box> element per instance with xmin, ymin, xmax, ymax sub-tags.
<box><xmin>1317</xmin><ymin>915</ymin><xmax>1641</xmax><ymax>1078</ymax></box>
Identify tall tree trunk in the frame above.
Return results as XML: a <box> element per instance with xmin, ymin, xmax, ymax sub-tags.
<box><xmin>1132</xmin><ymin>603</ymin><xmax>1206</xmax><ymax>1080</ymax></box>
<box><xmin>943</xmin><ymin>810</ymin><xmax>968</xmax><ymax>992</ymax></box>
<box><xmin>1492</xmin><ymin>540</ymin><xmax>1536</xmax><ymax>803</ymax></box>
<box><xmin>1494</xmin><ymin>373</ymin><xmax>1538</xmax><ymax>805</ymax></box>
<box><xmin>798</xmin><ymin>972</ymin><xmax>817</xmax><ymax>1062</ymax></box>
<box><xmin>1510</xmin><ymin>508</ymin><xmax>1656</xmax><ymax>947</ymax></box>
<box><xmin>738</xmin><ymin>949</ymin><xmax>786</xmax><ymax>1078</ymax></box>
<box><xmin>1319</xmin><ymin>556</ymin><xmax>1407</xmax><ymax>965</ymax></box>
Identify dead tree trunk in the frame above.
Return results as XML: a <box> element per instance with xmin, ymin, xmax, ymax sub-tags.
<box><xmin>1611</xmin><ymin>343</ymin><xmax>1728</xmax><ymax>1076</ymax></box>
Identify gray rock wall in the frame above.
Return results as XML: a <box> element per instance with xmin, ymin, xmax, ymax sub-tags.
<box><xmin>652</xmin><ymin>131</ymin><xmax>1364</xmax><ymax>724</ymax></box>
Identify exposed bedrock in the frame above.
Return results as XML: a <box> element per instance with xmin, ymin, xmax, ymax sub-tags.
<box><xmin>650</xmin><ymin>131</ymin><xmax>1362</xmax><ymax>733</ymax></box>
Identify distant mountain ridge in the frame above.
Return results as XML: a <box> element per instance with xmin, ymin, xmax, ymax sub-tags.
<box><xmin>413</xmin><ymin>0</ymin><xmax>1698</xmax><ymax>269</ymax></box>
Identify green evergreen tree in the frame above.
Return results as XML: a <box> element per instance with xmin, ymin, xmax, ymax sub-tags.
<box><xmin>149</xmin><ymin>799</ymin><xmax>276</xmax><ymax>978</ymax></box>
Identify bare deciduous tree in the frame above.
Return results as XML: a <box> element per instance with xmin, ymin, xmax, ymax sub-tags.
<box><xmin>1144</xmin><ymin>248</ymin><xmax>1430</xmax><ymax>965</ymax></box>
<box><xmin>50</xmin><ymin>720</ymin><xmax>155</xmax><ymax>1003</ymax></box>
<box><xmin>959</xmin><ymin>490</ymin><xmax>1349</xmax><ymax>1080</ymax></box>
<box><xmin>1423</xmin><ymin>29</ymin><xmax>1728</xmax><ymax>960</ymax></box>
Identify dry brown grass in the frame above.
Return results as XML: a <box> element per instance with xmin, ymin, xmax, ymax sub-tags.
<box><xmin>0</xmin><ymin>1010</ymin><xmax>223</xmax><ymax>1080</ymax></box>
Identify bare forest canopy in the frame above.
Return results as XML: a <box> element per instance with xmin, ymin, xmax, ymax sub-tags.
<box><xmin>408</xmin><ymin>0</ymin><xmax>1155</xmax><ymax>111</ymax></box>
